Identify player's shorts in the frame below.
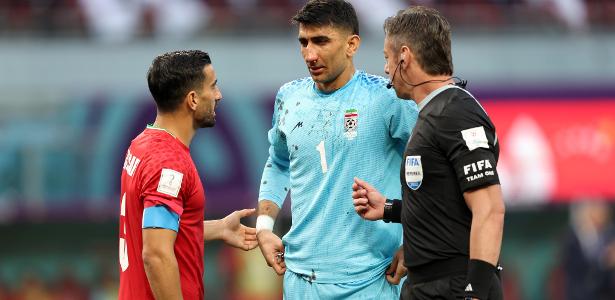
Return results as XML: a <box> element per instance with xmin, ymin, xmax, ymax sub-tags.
<box><xmin>283</xmin><ymin>269</ymin><xmax>402</xmax><ymax>300</ymax></box>
<box><xmin>400</xmin><ymin>273</ymin><xmax>502</xmax><ymax>300</ymax></box>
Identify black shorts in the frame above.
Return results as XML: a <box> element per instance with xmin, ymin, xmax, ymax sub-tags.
<box><xmin>400</xmin><ymin>273</ymin><xmax>502</xmax><ymax>300</ymax></box>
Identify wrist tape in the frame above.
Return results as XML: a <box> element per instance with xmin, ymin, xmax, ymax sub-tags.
<box><xmin>256</xmin><ymin>215</ymin><xmax>275</xmax><ymax>233</ymax></box>
<box><xmin>465</xmin><ymin>259</ymin><xmax>496</xmax><ymax>299</ymax></box>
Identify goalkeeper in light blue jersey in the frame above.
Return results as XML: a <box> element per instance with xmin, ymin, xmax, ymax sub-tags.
<box><xmin>255</xmin><ymin>1</ymin><xmax>418</xmax><ymax>299</ymax></box>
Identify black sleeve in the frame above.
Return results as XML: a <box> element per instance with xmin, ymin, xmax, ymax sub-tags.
<box><xmin>434</xmin><ymin>97</ymin><xmax>500</xmax><ymax>192</ymax></box>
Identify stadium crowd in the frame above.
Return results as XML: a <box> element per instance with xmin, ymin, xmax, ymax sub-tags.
<box><xmin>0</xmin><ymin>0</ymin><xmax>613</xmax><ymax>40</ymax></box>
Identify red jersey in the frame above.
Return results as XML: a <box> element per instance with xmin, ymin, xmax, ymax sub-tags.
<box><xmin>118</xmin><ymin>127</ymin><xmax>205</xmax><ymax>300</ymax></box>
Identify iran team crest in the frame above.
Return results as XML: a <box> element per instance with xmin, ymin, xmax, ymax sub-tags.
<box><xmin>344</xmin><ymin>109</ymin><xmax>358</xmax><ymax>140</ymax></box>
<box><xmin>405</xmin><ymin>155</ymin><xmax>423</xmax><ymax>190</ymax></box>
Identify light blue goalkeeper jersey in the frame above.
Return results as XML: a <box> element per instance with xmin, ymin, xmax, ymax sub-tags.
<box><xmin>259</xmin><ymin>70</ymin><xmax>418</xmax><ymax>284</ymax></box>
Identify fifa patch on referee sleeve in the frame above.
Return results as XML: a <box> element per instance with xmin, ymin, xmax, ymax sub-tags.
<box><xmin>461</xmin><ymin>126</ymin><xmax>489</xmax><ymax>151</ymax></box>
<box><xmin>157</xmin><ymin>168</ymin><xmax>183</xmax><ymax>197</ymax></box>
<box><xmin>463</xmin><ymin>160</ymin><xmax>495</xmax><ymax>182</ymax></box>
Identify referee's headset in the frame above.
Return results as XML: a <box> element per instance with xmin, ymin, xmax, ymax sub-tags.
<box><xmin>385</xmin><ymin>55</ymin><xmax>405</xmax><ymax>89</ymax></box>
<box><xmin>386</xmin><ymin>53</ymin><xmax>468</xmax><ymax>89</ymax></box>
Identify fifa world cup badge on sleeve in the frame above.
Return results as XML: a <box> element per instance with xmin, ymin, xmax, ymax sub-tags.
<box><xmin>461</xmin><ymin>126</ymin><xmax>489</xmax><ymax>151</ymax></box>
<box><xmin>405</xmin><ymin>155</ymin><xmax>423</xmax><ymax>190</ymax></box>
<box><xmin>157</xmin><ymin>168</ymin><xmax>183</xmax><ymax>197</ymax></box>
<box><xmin>343</xmin><ymin>109</ymin><xmax>358</xmax><ymax>140</ymax></box>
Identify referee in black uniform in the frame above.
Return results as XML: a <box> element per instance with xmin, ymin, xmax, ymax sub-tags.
<box><xmin>352</xmin><ymin>6</ymin><xmax>504</xmax><ymax>300</ymax></box>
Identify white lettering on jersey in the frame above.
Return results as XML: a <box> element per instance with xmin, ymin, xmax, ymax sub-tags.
<box><xmin>461</xmin><ymin>126</ymin><xmax>489</xmax><ymax>151</ymax></box>
<box><xmin>119</xmin><ymin>193</ymin><xmax>129</xmax><ymax>271</ymax></box>
<box><xmin>123</xmin><ymin>150</ymin><xmax>141</xmax><ymax>177</ymax></box>
<box><xmin>157</xmin><ymin>168</ymin><xmax>183</xmax><ymax>197</ymax></box>
<box><xmin>463</xmin><ymin>159</ymin><xmax>493</xmax><ymax>175</ymax></box>
<box><xmin>466</xmin><ymin>173</ymin><xmax>484</xmax><ymax>182</ymax></box>
<box><xmin>464</xmin><ymin>159</ymin><xmax>495</xmax><ymax>182</ymax></box>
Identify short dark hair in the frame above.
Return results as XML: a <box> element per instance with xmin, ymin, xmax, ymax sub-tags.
<box><xmin>291</xmin><ymin>0</ymin><xmax>359</xmax><ymax>35</ymax></box>
<box><xmin>384</xmin><ymin>6</ymin><xmax>453</xmax><ymax>76</ymax></box>
<box><xmin>147</xmin><ymin>50</ymin><xmax>212</xmax><ymax>112</ymax></box>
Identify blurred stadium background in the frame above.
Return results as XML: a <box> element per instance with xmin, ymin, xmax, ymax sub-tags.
<box><xmin>1</xmin><ymin>0</ymin><xmax>615</xmax><ymax>299</ymax></box>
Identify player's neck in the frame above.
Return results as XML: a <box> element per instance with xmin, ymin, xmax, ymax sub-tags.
<box><xmin>410</xmin><ymin>76</ymin><xmax>453</xmax><ymax>106</ymax></box>
<box><xmin>152</xmin><ymin>114</ymin><xmax>195</xmax><ymax>148</ymax></box>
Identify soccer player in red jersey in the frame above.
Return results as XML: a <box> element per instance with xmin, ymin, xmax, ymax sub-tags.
<box><xmin>118</xmin><ymin>50</ymin><xmax>258</xmax><ymax>300</ymax></box>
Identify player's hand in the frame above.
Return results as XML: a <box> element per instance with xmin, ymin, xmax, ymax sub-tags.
<box><xmin>386</xmin><ymin>247</ymin><xmax>407</xmax><ymax>285</ymax></box>
<box><xmin>257</xmin><ymin>230</ymin><xmax>286</xmax><ymax>275</ymax></box>
<box><xmin>352</xmin><ymin>177</ymin><xmax>386</xmax><ymax>221</ymax></box>
<box><xmin>221</xmin><ymin>209</ymin><xmax>258</xmax><ymax>251</ymax></box>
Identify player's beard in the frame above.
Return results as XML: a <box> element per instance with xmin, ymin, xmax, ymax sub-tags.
<box><xmin>195</xmin><ymin>110</ymin><xmax>216</xmax><ymax>128</ymax></box>
<box><xmin>313</xmin><ymin>64</ymin><xmax>346</xmax><ymax>89</ymax></box>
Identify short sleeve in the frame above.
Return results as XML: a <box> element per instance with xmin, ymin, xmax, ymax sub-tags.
<box><xmin>140</xmin><ymin>157</ymin><xmax>190</xmax><ymax>216</ymax></box>
<box><xmin>435</xmin><ymin>97</ymin><xmax>500</xmax><ymax>192</ymax></box>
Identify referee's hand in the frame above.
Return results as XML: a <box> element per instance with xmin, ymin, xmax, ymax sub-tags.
<box><xmin>352</xmin><ymin>177</ymin><xmax>386</xmax><ymax>221</ymax></box>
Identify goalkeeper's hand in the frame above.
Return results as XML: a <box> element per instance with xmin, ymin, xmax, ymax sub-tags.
<box><xmin>257</xmin><ymin>230</ymin><xmax>286</xmax><ymax>275</ymax></box>
<box><xmin>386</xmin><ymin>246</ymin><xmax>407</xmax><ymax>285</ymax></box>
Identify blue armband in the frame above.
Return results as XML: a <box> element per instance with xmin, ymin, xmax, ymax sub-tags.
<box><xmin>142</xmin><ymin>205</ymin><xmax>180</xmax><ymax>232</ymax></box>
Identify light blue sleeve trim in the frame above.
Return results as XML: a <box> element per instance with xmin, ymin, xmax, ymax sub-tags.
<box><xmin>142</xmin><ymin>205</ymin><xmax>180</xmax><ymax>232</ymax></box>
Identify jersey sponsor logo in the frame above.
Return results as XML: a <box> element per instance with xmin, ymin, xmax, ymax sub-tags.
<box><xmin>123</xmin><ymin>150</ymin><xmax>141</xmax><ymax>177</ymax></box>
<box><xmin>465</xmin><ymin>283</ymin><xmax>473</xmax><ymax>292</ymax></box>
<box><xmin>291</xmin><ymin>121</ymin><xmax>303</xmax><ymax>133</ymax></box>
<box><xmin>344</xmin><ymin>109</ymin><xmax>358</xmax><ymax>140</ymax></box>
<box><xmin>461</xmin><ymin>126</ymin><xmax>489</xmax><ymax>151</ymax></box>
<box><xmin>463</xmin><ymin>159</ymin><xmax>495</xmax><ymax>182</ymax></box>
<box><xmin>157</xmin><ymin>168</ymin><xmax>183</xmax><ymax>197</ymax></box>
<box><xmin>405</xmin><ymin>155</ymin><xmax>423</xmax><ymax>190</ymax></box>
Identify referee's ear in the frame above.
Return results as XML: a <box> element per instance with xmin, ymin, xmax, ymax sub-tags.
<box><xmin>399</xmin><ymin>45</ymin><xmax>412</xmax><ymax>67</ymax></box>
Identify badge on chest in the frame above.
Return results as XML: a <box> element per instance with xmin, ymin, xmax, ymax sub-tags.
<box><xmin>405</xmin><ymin>155</ymin><xmax>423</xmax><ymax>190</ymax></box>
<box><xmin>344</xmin><ymin>109</ymin><xmax>358</xmax><ymax>140</ymax></box>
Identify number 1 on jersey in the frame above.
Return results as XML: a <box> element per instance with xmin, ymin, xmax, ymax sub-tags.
<box><xmin>316</xmin><ymin>140</ymin><xmax>328</xmax><ymax>173</ymax></box>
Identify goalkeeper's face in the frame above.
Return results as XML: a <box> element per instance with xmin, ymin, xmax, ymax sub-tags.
<box><xmin>298</xmin><ymin>24</ymin><xmax>357</xmax><ymax>88</ymax></box>
<box><xmin>194</xmin><ymin>65</ymin><xmax>222</xmax><ymax>128</ymax></box>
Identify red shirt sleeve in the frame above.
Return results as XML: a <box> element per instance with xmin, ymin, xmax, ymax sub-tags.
<box><xmin>139</xmin><ymin>156</ymin><xmax>192</xmax><ymax>216</ymax></box>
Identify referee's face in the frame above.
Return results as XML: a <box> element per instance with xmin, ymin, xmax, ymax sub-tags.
<box><xmin>298</xmin><ymin>24</ymin><xmax>357</xmax><ymax>91</ymax></box>
<box><xmin>383</xmin><ymin>36</ymin><xmax>411</xmax><ymax>100</ymax></box>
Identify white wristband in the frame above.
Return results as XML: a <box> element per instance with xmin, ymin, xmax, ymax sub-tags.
<box><xmin>256</xmin><ymin>215</ymin><xmax>275</xmax><ymax>234</ymax></box>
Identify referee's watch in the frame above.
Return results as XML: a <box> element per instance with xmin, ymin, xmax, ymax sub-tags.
<box><xmin>383</xmin><ymin>199</ymin><xmax>402</xmax><ymax>223</ymax></box>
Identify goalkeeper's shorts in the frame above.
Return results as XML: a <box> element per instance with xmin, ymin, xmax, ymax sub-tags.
<box><xmin>283</xmin><ymin>269</ymin><xmax>402</xmax><ymax>300</ymax></box>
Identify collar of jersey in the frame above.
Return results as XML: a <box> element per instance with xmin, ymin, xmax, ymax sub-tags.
<box><xmin>146</xmin><ymin>124</ymin><xmax>176</xmax><ymax>138</ymax></box>
<box><xmin>417</xmin><ymin>84</ymin><xmax>456</xmax><ymax>112</ymax></box>
<box><xmin>312</xmin><ymin>70</ymin><xmax>360</xmax><ymax>97</ymax></box>
<box><xmin>145</xmin><ymin>124</ymin><xmax>190</xmax><ymax>151</ymax></box>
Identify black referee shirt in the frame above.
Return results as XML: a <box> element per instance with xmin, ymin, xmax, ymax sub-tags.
<box><xmin>400</xmin><ymin>85</ymin><xmax>500</xmax><ymax>282</ymax></box>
